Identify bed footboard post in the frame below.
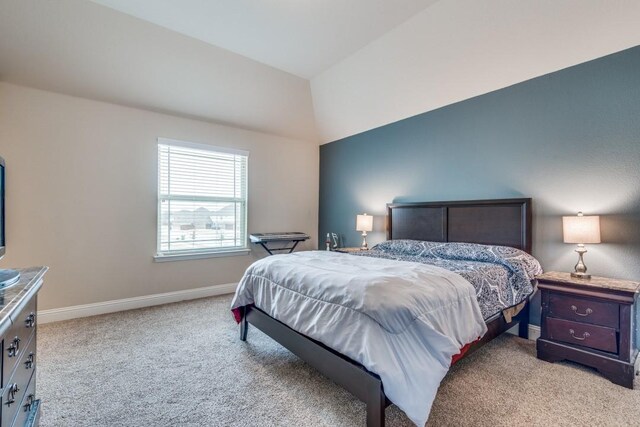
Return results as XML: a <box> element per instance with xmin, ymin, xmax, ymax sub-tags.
<box><xmin>366</xmin><ymin>381</ymin><xmax>385</xmax><ymax>427</ymax></box>
<box><xmin>240</xmin><ymin>306</ymin><xmax>248</xmax><ymax>341</ymax></box>
<box><xmin>518</xmin><ymin>301</ymin><xmax>530</xmax><ymax>339</ymax></box>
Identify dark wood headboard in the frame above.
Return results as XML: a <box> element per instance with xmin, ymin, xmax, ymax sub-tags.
<box><xmin>387</xmin><ymin>198</ymin><xmax>532</xmax><ymax>253</ymax></box>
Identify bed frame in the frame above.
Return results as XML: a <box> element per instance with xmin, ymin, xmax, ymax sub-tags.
<box><xmin>239</xmin><ymin>198</ymin><xmax>532</xmax><ymax>427</ymax></box>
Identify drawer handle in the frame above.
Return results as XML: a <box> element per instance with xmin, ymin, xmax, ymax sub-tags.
<box><xmin>569</xmin><ymin>329</ymin><xmax>590</xmax><ymax>341</ymax></box>
<box><xmin>571</xmin><ymin>305</ymin><xmax>593</xmax><ymax>317</ymax></box>
<box><xmin>25</xmin><ymin>352</ymin><xmax>34</xmax><ymax>370</ymax></box>
<box><xmin>23</xmin><ymin>394</ymin><xmax>34</xmax><ymax>413</ymax></box>
<box><xmin>7</xmin><ymin>336</ymin><xmax>20</xmax><ymax>357</ymax></box>
<box><xmin>5</xmin><ymin>383</ymin><xmax>19</xmax><ymax>407</ymax></box>
<box><xmin>25</xmin><ymin>312</ymin><xmax>36</xmax><ymax>328</ymax></box>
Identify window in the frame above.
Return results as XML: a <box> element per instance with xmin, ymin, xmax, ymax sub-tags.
<box><xmin>156</xmin><ymin>138</ymin><xmax>249</xmax><ymax>260</ymax></box>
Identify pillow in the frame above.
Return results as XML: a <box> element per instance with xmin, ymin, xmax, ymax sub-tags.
<box><xmin>372</xmin><ymin>239</ymin><xmax>543</xmax><ymax>280</ymax></box>
<box><xmin>371</xmin><ymin>239</ymin><xmax>434</xmax><ymax>256</ymax></box>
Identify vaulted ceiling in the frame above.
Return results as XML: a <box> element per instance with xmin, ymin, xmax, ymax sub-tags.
<box><xmin>89</xmin><ymin>0</ymin><xmax>440</xmax><ymax>78</ymax></box>
<box><xmin>0</xmin><ymin>0</ymin><xmax>319</xmax><ymax>142</ymax></box>
<box><xmin>1</xmin><ymin>0</ymin><xmax>638</xmax><ymax>144</ymax></box>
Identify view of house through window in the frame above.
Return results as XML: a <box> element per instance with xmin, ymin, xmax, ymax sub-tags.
<box><xmin>157</xmin><ymin>138</ymin><xmax>248</xmax><ymax>256</ymax></box>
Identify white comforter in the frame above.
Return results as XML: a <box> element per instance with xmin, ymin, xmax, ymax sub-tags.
<box><xmin>231</xmin><ymin>251</ymin><xmax>487</xmax><ymax>426</ymax></box>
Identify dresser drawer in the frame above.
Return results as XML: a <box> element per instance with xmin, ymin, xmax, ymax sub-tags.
<box><xmin>15</xmin><ymin>333</ymin><xmax>36</xmax><ymax>385</ymax></box>
<box><xmin>1</xmin><ymin>333</ymin><xmax>36</xmax><ymax>426</ymax></box>
<box><xmin>3</xmin><ymin>297</ymin><xmax>36</xmax><ymax>386</ymax></box>
<box><xmin>1</xmin><ymin>350</ymin><xmax>35</xmax><ymax>426</ymax></box>
<box><xmin>11</xmin><ymin>370</ymin><xmax>36</xmax><ymax>427</ymax></box>
<box><xmin>548</xmin><ymin>293</ymin><xmax>619</xmax><ymax>328</ymax></box>
<box><xmin>546</xmin><ymin>317</ymin><xmax>618</xmax><ymax>353</ymax></box>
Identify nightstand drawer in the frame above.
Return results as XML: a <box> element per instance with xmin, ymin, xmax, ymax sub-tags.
<box><xmin>546</xmin><ymin>317</ymin><xmax>617</xmax><ymax>353</ymax></box>
<box><xmin>548</xmin><ymin>293</ymin><xmax>619</xmax><ymax>328</ymax></box>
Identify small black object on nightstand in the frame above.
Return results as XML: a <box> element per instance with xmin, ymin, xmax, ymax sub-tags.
<box><xmin>536</xmin><ymin>271</ymin><xmax>640</xmax><ymax>389</ymax></box>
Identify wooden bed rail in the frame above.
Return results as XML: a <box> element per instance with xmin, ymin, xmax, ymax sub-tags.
<box><xmin>240</xmin><ymin>305</ymin><xmax>389</xmax><ymax>426</ymax></box>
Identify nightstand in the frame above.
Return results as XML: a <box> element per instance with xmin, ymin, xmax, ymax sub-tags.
<box><xmin>334</xmin><ymin>247</ymin><xmax>368</xmax><ymax>254</ymax></box>
<box><xmin>537</xmin><ymin>271</ymin><xmax>640</xmax><ymax>388</ymax></box>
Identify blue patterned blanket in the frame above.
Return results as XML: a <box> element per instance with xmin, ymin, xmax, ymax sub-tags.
<box><xmin>351</xmin><ymin>240</ymin><xmax>543</xmax><ymax>319</ymax></box>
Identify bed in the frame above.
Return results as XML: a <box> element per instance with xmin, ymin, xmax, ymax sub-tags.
<box><xmin>232</xmin><ymin>198</ymin><xmax>539</xmax><ymax>426</ymax></box>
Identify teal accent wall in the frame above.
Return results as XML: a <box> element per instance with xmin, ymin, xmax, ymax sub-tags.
<box><xmin>319</xmin><ymin>46</ymin><xmax>640</xmax><ymax>331</ymax></box>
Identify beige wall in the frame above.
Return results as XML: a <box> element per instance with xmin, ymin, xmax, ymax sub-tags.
<box><xmin>0</xmin><ymin>82</ymin><xmax>318</xmax><ymax>310</ymax></box>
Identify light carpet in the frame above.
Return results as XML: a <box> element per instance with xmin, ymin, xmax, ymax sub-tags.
<box><xmin>37</xmin><ymin>295</ymin><xmax>640</xmax><ymax>426</ymax></box>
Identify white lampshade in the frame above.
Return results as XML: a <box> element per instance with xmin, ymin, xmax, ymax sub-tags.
<box><xmin>356</xmin><ymin>214</ymin><xmax>373</xmax><ymax>232</ymax></box>
<box><xmin>563</xmin><ymin>213</ymin><xmax>601</xmax><ymax>244</ymax></box>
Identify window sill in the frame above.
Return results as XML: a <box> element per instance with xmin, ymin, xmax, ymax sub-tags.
<box><xmin>154</xmin><ymin>249</ymin><xmax>251</xmax><ymax>262</ymax></box>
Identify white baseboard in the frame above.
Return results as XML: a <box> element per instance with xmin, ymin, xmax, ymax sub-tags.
<box><xmin>506</xmin><ymin>324</ymin><xmax>541</xmax><ymax>341</ymax></box>
<box><xmin>38</xmin><ymin>282</ymin><xmax>238</xmax><ymax>324</ymax></box>
<box><xmin>38</xmin><ymin>287</ymin><xmax>544</xmax><ymax>341</ymax></box>
<box><xmin>528</xmin><ymin>324</ymin><xmax>541</xmax><ymax>341</ymax></box>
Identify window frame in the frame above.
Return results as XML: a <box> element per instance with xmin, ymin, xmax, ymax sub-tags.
<box><xmin>154</xmin><ymin>137</ymin><xmax>250</xmax><ymax>262</ymax></box>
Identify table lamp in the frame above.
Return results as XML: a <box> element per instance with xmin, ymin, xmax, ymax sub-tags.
<box><xmin>356</xmin><ymin>213</ymin><xmax>373</xmax><ymax>250</ymax></box>
<box><xmin>562</xmin><ymin>212</ymin><xmax>601</xmax><ymax>279</ymax></box>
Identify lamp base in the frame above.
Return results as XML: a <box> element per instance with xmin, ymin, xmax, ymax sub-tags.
<box><xmin>360</xmin><ymin>233</ymin><xmax>368</xmax><ymax>250</ymax></box>
<box><xmin>570</xmin><ymin>272</ymin><xmax>591</xmax><ymax>280</ymax></box>
<box><xmin>571</xmin><ymin>245</ymin><xmax>591</xmax><ymax>280</ymax></box>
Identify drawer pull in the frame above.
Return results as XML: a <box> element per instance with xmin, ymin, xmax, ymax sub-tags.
<box><xmin>5</xmin><ymin>383</ymin><xmax>19</xmax><ymax>407</ymax></box>
<box><xmin>25</xmin><ymin>312</ymin><xmax>36</xmax><ymax>328</ymax></box>
<box><xmin>571</xmin><ymin>305</ymin><xmax>593</xmax><ymax>317</ymax></box>
<box><xmin>23</xmin><ymin>394</ymin><xmax>34</xmax><ymax>413</ymax></box>
<box><xmin>569</xmin><ymin>329</ymin><xmax>590</xmax><ymax>341</ymax></box>
<box><xmin>25</xmin><ymin>352</ymin><xmax>34</xmax><ymax>370</ymax></box>
<box><xmin>7</xmin><ymin>336</ymin><xmax>20</xmax><ymax>357</ymax></box>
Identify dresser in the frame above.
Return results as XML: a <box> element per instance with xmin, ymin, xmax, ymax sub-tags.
<box><xmin>537</xmin><ymin>271</ymin><xmax>639</xmax><ymax>388</ymax></box>
<box><xmin>0</xmin><ymin>267</ymin><xmax>46</xmax><ymax>427</ymax></box>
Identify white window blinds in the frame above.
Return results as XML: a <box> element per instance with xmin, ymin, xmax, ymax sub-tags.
<box><xmin>157</xmin><ymin>138</ymin><xmax>248</xmax><ymax>256</ymax></box>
